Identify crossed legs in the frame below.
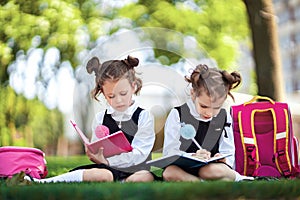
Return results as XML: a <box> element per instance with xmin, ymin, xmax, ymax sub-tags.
<box><xmin>163</xmin><ymin>163</ymin><xmax>236</xmax><ymax>182</ymax></box>
<box><xmin>83</xmin><ymin>168</ymin><xmax>154</xmax><ymax>182</ymax></box>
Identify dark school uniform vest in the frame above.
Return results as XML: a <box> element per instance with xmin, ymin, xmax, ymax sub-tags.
<box><xmin>175</xmin><ymin>103</ymin><xmax>230</xmax><ymax>156</ymax></box>
<box><xmin>103</xmin><ymin>107</ymin><xmax>151</xmax><ymax>171</ymax></box>
<box><xmin>103</xmin><ymin>107</ymin><xmax>143</xmax><ymax>142</ymax></box>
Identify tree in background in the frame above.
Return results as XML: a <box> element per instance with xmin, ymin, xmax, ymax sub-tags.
<box><xmin>243</xmin><ymin>0</ymin><xmax>284</xmax><ymax>101</ymax></box>
<box><xmin>118</xmin><ymin>0</ymin><xmax>249</xmax><ymax>68</ymax></box>
<box><xmin>1</xmin><ymin>0</ymin><xmax>249</xmax><ymax>84</ymax></box>
<box><xmin>0</xmin><ymin>0</ymin><xmax>103</xmax><ymax>84</ymax></box>
<box><xmin>0</xmin><ymin>0</ymin><xmax>104</xmax><ymax>153</ymax></box>
<box><xmin>0</xmin><ymin>85</ymin><xmax>63</xmax><ymax>154</ymax></box>
<box><xmin>2</xmin><ymin>0</ymin><xmax>275</xmax><ymax>154</ymax></box>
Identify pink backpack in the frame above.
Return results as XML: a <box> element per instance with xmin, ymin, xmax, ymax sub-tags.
<box><xmin>0</xmin><ymin>146</ymin><xmax>48</xmax><ymax>179</ymax></box>
<box><xmin>231</xmin><ymin>96</ymin><xmax>300</xmax><ymax>178</ymax></box>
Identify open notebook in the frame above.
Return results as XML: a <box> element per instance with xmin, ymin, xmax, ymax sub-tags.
<box><xmin>146</xmin><ymin>152</ymin><xmax>232</xmax><ymax>169</ymax></box>
<box><xmin>70</xmin><ymin>120</ymin><xmax>133</xmax><ymax>158</ymax></box>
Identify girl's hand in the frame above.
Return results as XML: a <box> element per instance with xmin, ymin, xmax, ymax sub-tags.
<box><xmin>193</xmin><ymin>149</ymin><xmax>211</xmax><ymax>160</ymax></box>
<box><xmin>213</xmin><ymin>153</ymin><xmax>226</xmax><ymax>163</ymax></box>
<box><xmin>85</xmin><ymin>146</ymin><xmax>109</xmax><ymax>165</ymax></box>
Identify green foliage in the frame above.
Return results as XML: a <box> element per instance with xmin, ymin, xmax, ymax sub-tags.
<box><xmin>0</xmin><ymin>85</ymin><xmax>63</xmax><ymax>151</ymax></box>
<box><xmin>0</xmin><ymin>0</ymin><xmax>104</xmax><ymax>84</ymax></box>
<box><xmin>1</xmin><ymin>0</ymin><xmax>249</xmax><ymax>85</ymax></box>
<box><xmin>0</xmin><ymin>0</ymin><xmax>251</xmax><ymax>154</ymax></box>
<box><xmin>0</xmin><ymin>0</ymin><xmax>106</xmax><ymax>151</ymax></box>
<box><xmin>118</xmin><ymin>0</ymin><xmax>249</xmax><ymax>69</ymax></box>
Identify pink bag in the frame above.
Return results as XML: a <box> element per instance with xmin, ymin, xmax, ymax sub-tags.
<box><xmin>0</xmin><ymin>146</ymin><xmax>48</xmax><ymax>179</ymax></box>
<box><xmin>231</xmin><ymin>96</ymin><xmax>300</xmax><ymax>178</ymax></box>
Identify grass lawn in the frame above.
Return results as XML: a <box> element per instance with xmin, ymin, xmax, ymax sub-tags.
<box><xmin>1</xmin><ymin>155</ymin><xmax>300</xmax><ymax>200</ymax></box>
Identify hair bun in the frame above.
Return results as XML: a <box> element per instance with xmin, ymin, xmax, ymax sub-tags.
<box><xmin>230</xmin><ymin>71</ymin><xmax>241</xmax><ymax>89</ymax></box>
<box><xmin>123</xmin><ymin>55</ymin><xmax>139</xmax><ymax>68</ymax></box>
<box><xmin>86</xmin><ymin>57</ymin><xmax>100</xmax><ymax>74</ymax></box>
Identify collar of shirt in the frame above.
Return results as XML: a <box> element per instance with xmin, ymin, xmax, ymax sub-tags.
<box><xmin>186</xmin><ymin>98</ymin><xmax>212</xmax><ymax>122</ymax></box>
<box><xmin>106</xmin><ymin>100</ymin><xmax>138</xmax><ymax>121</ymax></box>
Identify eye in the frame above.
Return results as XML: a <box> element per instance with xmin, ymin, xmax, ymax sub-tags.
<box><xmin>212</xmin><ymin>105</ymin><xmax>222</xmax><ymax>110</ymax></box>
<box><xmin>200</xmin><ymin>104</ymin><xmax>209</xmax><ymax>109</ymax></box>
<box><xmin>107</xmin><ymin>95</ymin><xmax>115</xmax><ymax>99</ymax></box>
<box><xmin>120</xmin><ymin>91</ymin><xmax>128</xmax><ymax>96</ymax></box>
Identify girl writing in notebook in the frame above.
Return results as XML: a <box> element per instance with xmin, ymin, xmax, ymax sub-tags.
<box><xmin>26</xmin><ymin>55</ymin><xmax>156</xmax><ymax>183</ymax></box>
<box><xmin>162</xmin><ymin>64</ymin><xmax>254</xmax><ymax>182</ymax></box>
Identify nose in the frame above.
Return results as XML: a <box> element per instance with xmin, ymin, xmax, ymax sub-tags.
<box><xmin>115</xmin><ymin>95</ymin><xmax>122</xmax><ymax>103</ymax></box>
<box><xmin>204</xmin><ymin>109</ymin><xmax>213</xmax><ymax>118</ymax></box>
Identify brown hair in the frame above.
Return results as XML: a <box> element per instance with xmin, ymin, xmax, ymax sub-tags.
<box><xmin>86</xmin><ymin>55</ymin><xmax>142</xmax><ymax>101</ymax></box>
<box><xmin>185</xmin><ymin>64</ymin><xmax>241</xmax><ymax>101</ymax></box>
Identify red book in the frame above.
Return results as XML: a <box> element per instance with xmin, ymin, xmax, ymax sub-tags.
<box><xmin>70</xmin><ymin>120</ymin><xmax>133</xmax><ymax>157</ymax></box>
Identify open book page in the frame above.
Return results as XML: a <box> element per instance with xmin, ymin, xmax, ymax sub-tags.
<box><xmin>70</xmin><ymin>120</ymin><xmax>90</xmax><ymax>144</ymax></box>
<box><xmin>70</xmin><ymin>120</ymin><xmax>133</xmax><ymax>157</ymax></box>
<box><xmin>147</xmin><ymin>152</ymin><xmax>232</xmax><ymax>169</ymax></box>
<box><xmin>181</xmin><ymin>152</ymin><xmax>232</xmax><ymax>162</ymax></box>
<box><xmin>86</xmin><ymin>130</ymin><xmax>133</xmax><ymax>157</ymax></box>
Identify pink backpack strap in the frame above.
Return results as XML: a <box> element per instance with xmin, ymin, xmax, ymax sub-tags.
<box><xmin>291</xmin><ymin>137</ymin><xmax>300</xmax><ymax>178</ymax></box>
<box><xmin>293</xmin><ymin>137</ymin><xmax>299</xmax><ymax>167</ymax></box>
<box><xmin>238</xmin><ymin>109</ymin><xmax>260</xmax><ymax>176</ymax></box>
<box><xmin>272</xmin><ymin>106</ymin><xmax>292</xmax><ymax>177</ymax></box>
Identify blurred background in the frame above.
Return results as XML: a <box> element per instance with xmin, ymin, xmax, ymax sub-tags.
<box><xmin>0</xmin><ymin>0</ymin><xmax>299</xmax><ymax>155</ymax></box>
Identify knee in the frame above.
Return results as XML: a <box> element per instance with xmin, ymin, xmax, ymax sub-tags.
<box><xmin>83</xmin><ymin>168</ymin><xmax>113</xmax><ymax>182</ymax></box>
<box><xmin>162</xmin><ymin>165</ymin><xmax>179</xmax><ymax>181</ymax></box>
<box><xmin>126</xmin><ymin>170</ymin><xmax>154</xmax><ymax>182</ymax></box>
<box><xmin>199</xmin><ymin>164</ymin><xmax>225</xmax><ymax>180</ymax></box>
<box><xmin>138</xmin><ymin>171</ymin><xmax>154</xmax><ymax>182</ymax></box>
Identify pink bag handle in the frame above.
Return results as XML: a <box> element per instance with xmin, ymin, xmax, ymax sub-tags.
<box><xmin>243</xmin><ymin>95</ymin><xmax>275</xmax><ymax>106</ymax></box>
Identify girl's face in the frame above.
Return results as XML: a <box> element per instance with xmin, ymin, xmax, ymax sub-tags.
<box><xmin>191</xmin><ymin>89</ymin><xmax>225</xmax><ymax>120</ymax></box>
<box><xmin>102</xmin><ymin>78</ymin><xmax>136</xmax><ymax>112</ymax></box>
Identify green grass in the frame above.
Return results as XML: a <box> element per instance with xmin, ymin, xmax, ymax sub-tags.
<box><xmin>1</xmin><ymin>155</ymin><xmax>300</xmax><ymax>200</ymax></box>
<box><xmin>45</xmin><ymin>155</ymin><xmax>92</xmax><ymax>177</ymax></box>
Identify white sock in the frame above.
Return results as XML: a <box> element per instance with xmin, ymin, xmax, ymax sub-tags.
<box><xmin>26</xmin><ymin>170</ymin><xmax>84</xmax><ymax>183</ymax></box>
<box><xmin>234</xmin><ymin>171</ymin><xmax>254</xmax><ymax>182</ymax></box>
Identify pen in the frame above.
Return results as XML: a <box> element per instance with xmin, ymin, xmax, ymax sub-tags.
<box><xmin>192</xmin><ymin>138</ymin><xmax>202</xmax><ymax>150</ymax></box>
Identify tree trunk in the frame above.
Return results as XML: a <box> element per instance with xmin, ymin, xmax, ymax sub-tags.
<box><xmin>243</xmin><ymin>0</ymin><xmax>285</xmax><ymax>101</ymax></box>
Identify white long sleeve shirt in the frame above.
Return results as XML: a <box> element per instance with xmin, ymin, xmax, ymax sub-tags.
<box><xmin>91</xmin><ymin>101</ymin><xmax>155</xmax><ymax>168</ymax></box>
<box><xmin>163</xmin><ymin>99</ymin><xmax>236</xmax><ymax>168</ymax></box>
